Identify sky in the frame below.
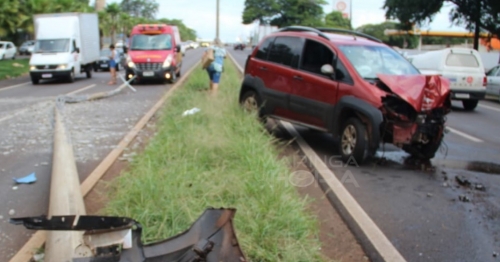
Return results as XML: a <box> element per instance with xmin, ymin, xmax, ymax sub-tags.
<box><xmin>97</xmin><ymin>0</ymin><xmax>469</xmax><ymax>43</ymax></box>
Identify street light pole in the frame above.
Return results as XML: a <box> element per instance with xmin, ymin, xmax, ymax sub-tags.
<box><xmin>216</xmin><ymin>0</ymin><xmax>220</xmax><ymax>41</ymax></box>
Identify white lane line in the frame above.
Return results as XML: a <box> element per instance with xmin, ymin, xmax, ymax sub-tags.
<box><xmin>479</xmin><ymin>104</ymin><xmax>500</xmax><ymax>113</ymax></box>
<box><xmin>446</xmin><ymin>127</ymin><xmax>484</xmax><ymax>143</ymax></box>
<box><xmin>66</xmin><ymin>84</ymin><xmax>96</xmax><ymax>95</ymax></box>
<box><xmin>0</xmin><ymin>84</ymin><xmax>97</xmax><ymax>123</ymax></box>
<box><xmin>281</xmin><ymin>120</ymin><xmax>406</xmax><ymax>262</ymax></box>
<box><xmin>0</xmin><ymin>82</ymin><xmax>30</xmax><ymax>93</ymax></box>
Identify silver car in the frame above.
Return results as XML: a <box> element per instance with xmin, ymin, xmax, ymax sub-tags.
<box><xmin>486</xmin><ymin>65</ymin><xmax>500</xmax><ymax>100</ymax></box>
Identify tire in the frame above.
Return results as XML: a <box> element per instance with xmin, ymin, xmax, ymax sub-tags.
<box><xmin>240</xmin><ymin>90</ymin><xmax>266</xmax><ymax>123</ymax></box>
<box><xmin>86</xmin><ymin>67</ymin><xmax>92</xmax><ymax>78</ymax></box>
<box><xmin>68</xmin><ymin>69</ymin><xmax>75</xmax><ymax>83</ymax></box>
<box><xmin>176</xmin><ymin>68</ymin><xmax>181</xmax><ymax>78</ymax></box>
<box><xmin>31</xmin><ymin>77</ymin><xmax>39</xmax><ymax>85</ymax></box>
<box><xmin>403</xmin><ymin>135</ymin><xmax>443</xmax><ymax>159</ymax></box>
<box><xmin>462</xmin><ymin>99</ymin><xmax>478</xmax><ymax>111</ymax></box>
<box><xmin>1</xmin><ymin>55</ymin><xmax>4</xmax><ymax>60</ymax></box>
<box><xmin>339</xmin><ymin>117</ymin><xmax>368</xmax><ymax>165</ymax></box>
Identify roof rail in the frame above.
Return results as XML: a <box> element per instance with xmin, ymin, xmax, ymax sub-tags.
<box><xmin>315</xmin><ymin>27</ymin><xmax>383</xmax><ymax>43</ymax></box>
<box><xmin>277</xmin><ymin>26</ymin><xmax>330</xmax><ymax>40</ymax></box>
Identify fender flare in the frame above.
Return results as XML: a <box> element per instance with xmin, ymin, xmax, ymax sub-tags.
<box><xmin>331</xmin><ymin>96</ymin><xmax>384</xmax><ymax>152</ymax></box>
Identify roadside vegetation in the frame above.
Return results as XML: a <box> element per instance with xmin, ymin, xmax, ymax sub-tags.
<box><xmin>104</xmin><ymin>59</ymin><xmax>325</xmax><ymax>261</ymax></box>
<box><xmin>0</xmin><ymin>58</ymin><xmax>29</xmax><ymax>80</ymax></box>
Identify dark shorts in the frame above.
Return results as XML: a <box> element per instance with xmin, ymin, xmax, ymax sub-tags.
<box><xmin>207</xmin><ymin>68</ymin><xmax>221</xmax><ymax>83</ymax></box>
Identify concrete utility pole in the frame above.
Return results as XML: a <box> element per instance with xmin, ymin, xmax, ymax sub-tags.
<box><xmin>216</xmin><ymin>0</ymin><xmax>220</xmax><ymax>40</ymax></box>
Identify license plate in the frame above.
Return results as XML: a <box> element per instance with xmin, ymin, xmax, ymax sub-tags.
<box><xmin>143</xmin><ymin>71</ymin><xmax>154</xmax><ymax>77</ymax></box>
<box><xmin>42</xmin><ymin>74</ymin><xmax>52</xmax><ymax>78</ymax></box>
<box><xmin>101</xmin><ymin>64</ymin><xmax>108</xmax><ymax>68</ymax></box>
<box><xmin>455</xmin><ymin>93</ymin><xmax>470</xmax><ymax>99</ymax></box>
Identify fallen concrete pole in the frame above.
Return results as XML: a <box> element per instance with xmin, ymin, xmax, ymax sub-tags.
<box><xmin>45</xmin><ymin>104</ymin><xmax>88</xmax><ymax>261</ymax></box>
<box><xmin>58</xmin><ymin>75</ymin><xmax>136</xmax><ymax>104</ymax></box>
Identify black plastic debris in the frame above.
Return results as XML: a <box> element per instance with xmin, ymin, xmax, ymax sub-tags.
<box><xmin>458</xmin><ymin>195</ymin><xmax>470</xmax><ymax>202</ymax></box>
<box><xmin>455</xmin><ymin>175</ymin><xmax>471</xmax><ymax>187</ymax></box>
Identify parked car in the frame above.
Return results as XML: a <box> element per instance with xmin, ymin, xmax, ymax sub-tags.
<box><xmin>0</xmin><ymin>41</ymin><xmax>17</xmax><ymax>60</ymax></box>
<box><xmin>239</xmin><ymin>26</ymin><xmax>452</xmax><ymax>164</ymax></box>
<box><xmin>19</xmin><ymin>40</ymin><xmax>35</xmax><ymax>55</ymax></box>
<box><xmin>410</xmin><ymin>47</ymin><xmax>486</xmax><ymax>111</ymax></box>
<box><xmin>94</xmin><ymin>48</ymin><xmax>125</xmax><ymax>71</ymax></box>
<box><xmin>190</xmin><ymin>41</ymin><xmax>200</xmax><ymax>49</ymax></box>
<box><xmin>486</xmin><ymin>64</ymin><xmax>500</xmax><ymax>100</ymax></box>
<box><xmin>234</xmin><ymin>43</ymin><xmax>246</xmax><ymax>50</ymax></box>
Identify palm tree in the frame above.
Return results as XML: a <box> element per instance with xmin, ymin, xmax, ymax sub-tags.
<box><xmin>104</xmin><ymin>3</ymin><xmax>121</xmax><ymax>44</ymax></box>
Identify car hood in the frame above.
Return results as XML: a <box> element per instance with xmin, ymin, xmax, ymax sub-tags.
<box><xmin>128</xmin><ymin>50</ymin><xmax>170</xmax><ymax>63</ymax></box>
<box><xmin>99</xmin><ymin>56</ymin><xmax>110</xmax><ymax>61</ymax></box>
<box><xmin>377</xmin><ymin>74</ymin><xmax>451</xmax><ymax>112</ymax></box>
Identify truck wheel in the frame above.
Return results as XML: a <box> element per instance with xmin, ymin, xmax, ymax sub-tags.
<box><xmin>68</xmin><ymin>69</ymin><xmax>75</xmax><ymax>83</ymax></box>
<box><xmin>86</xmin><ymin>67</ymin><xmax>92</xmax><ymax>78</ymax></box>
<box><xmin>339</xmin><ymin>117</ymin><xmax>368</xmax><ymax>165</ymax></box>
<box><xmin>31</xmin><ymin>77</ymin><xmax>39</xmax><ymax>85</ymax></box>
<box><xmin>462</xmin><ymin>99</ymin><xmax>478</xmax><ymax>111</ymax></box>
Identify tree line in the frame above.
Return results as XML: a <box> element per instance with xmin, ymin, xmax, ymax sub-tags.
<box><xmin>242</xmin><ymin>0</ymin><xmax>499</xmax><ymax>50</ymax></box>
<box><xmin>0</xmin><ymin>0</ymin><xmax>197</xmax><ymax>45</ymax></box>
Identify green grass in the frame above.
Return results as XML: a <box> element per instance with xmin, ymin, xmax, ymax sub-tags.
<box><xmin>104</xmin><ymin>59</ymin><xmax>325</xmax><ymax>261</ymax></box>
<box><xmin>0</xmin><ymin>58</ymin><xmax>29</xmax><ymax>80</ymax></box>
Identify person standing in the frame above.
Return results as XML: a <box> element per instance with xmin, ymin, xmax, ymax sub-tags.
<box><xmin>108</xmin><ymin>44</ymin><xmax>119</xmax><ymax>85</ymax></box>
<box><xmin>205</xmin><ymin>38</ymin><xmax>226</xmax><ymax>94</ymax></box>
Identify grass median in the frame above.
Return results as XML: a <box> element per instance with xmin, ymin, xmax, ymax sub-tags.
<box><xmin>0</xmin><ymin>58</ymin><xmax>29</xmax><ymax>80</ymax></box>
<box><xmin>104</xmin><ymin>59</ymin><xmax>325</xmax><ymax>261</ymax></box>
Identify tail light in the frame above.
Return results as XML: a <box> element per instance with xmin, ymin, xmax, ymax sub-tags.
<box><xmin>483</xmin><ymin>76</ymin><xmax>487</xmax><ymax>87</ymax></box>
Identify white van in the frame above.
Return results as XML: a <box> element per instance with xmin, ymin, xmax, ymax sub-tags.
<box><xmin>29</xmin><ymin>13</ymin><xmax>99</xmax><ymax>84</ymax></box>
<box><xmin>410</xmin><ymin>48</ymin><xmax>486</xmax><ymax>111</ymax></box>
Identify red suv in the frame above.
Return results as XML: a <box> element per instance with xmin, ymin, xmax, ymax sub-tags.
<box><xmin>239</xmin><ymin>26</ymin><xmax>451</xmax><ymax>164</ymax></box>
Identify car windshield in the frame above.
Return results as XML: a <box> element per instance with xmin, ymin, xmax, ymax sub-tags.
<box><xmin>34</xmin><ymin>39</ymin><xmax>70</xmax><ymax>53</ymax></box>
<box><xmin>338</xmin><ymin>45</ymin><xmax>420</xmax><ymax>79</ymax></box>
<box><xmin>130</xmin><ymin>34</ymin><xmax>172</xmax><ymax>50</ymax></box>
<box><xmin>100</xmin><ymin>49</ymin><xmax>111</xmax><ymax>56</ymax></box>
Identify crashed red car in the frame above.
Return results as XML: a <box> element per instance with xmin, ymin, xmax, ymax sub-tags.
<box><xmin>239</xmin><ymin>26</ymin><xmax>451</xmax><ymax>164</ymax></box>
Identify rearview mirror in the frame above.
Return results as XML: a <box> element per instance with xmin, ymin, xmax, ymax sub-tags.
<box><xmin>321</xmin><ymin>64</ymin><xmax>335</xmax><ymax>79</ymax></box>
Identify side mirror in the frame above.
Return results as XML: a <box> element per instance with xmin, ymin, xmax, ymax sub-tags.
<box><xmin>321</xmin><ymin>64</ymin><xmax>335</xmax><ymax>79</ymax></box>
<box><xmin>176</xmin><ymin>45</ymin><xmax>181</xmax><ymax>52</ymax></box>
<box><xmin>75</xmin><ymin>47</ymin><xmax>80</xmax><ymax>53</ymax></box>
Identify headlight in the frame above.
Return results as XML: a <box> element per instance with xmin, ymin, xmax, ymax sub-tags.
<box><xmin>162</xmin><ymin>55</ymin><xmax>173</xmax><ymax>68</ymax></box>
<box><xmin>30</xmin><ymin>65</ymin><xmax>36</xmax><ymax>70</ymax></box>
<box><xmin>127</xmin><ymin>61</ymin><xmax>135</xmax><ymax>68</ymax></box>
<box><xmin>57</xmin><ymin>64</ymin><xmax>67</xmax><ymax>69</ymax></box>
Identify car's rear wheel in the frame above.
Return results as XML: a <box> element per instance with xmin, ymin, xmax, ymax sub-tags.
<box><xmin>462</xmin><ymin>99</ymin><xmax>478</xmax><ymax>111</ymax></box>
<box><xmin>240</xmin><ymin>90</ymin><xmax>266</xmax><ymax>123</ymax></box>
<box><xmin>339</xmin><ymin>117</ymin><xmax>368</xmax><ymax>165</ymax></box>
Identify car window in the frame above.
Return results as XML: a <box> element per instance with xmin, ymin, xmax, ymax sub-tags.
<box><xmin>255</xmin><ymin>37</ymin><xmax>274</xmax><ymax>61</ymax></box>
<box><xmin>0</xmin><ymin>43</ymin><xmax>4</xmax><ymax>48</ymax></box>
<box><xmin>7</xmin><ymin>43</ymin><xmax>12</xmax><ymax>49</ymax></box>
<box><xmin>445</xmin><ymin>53</ymin><xmax>479</xmax><ymax>68</ymax></box>
<box><xmin>300</xmin><ymin>40</ymin><xmax>334</xmax><ymax>75</ymax></box>
<box><xmin>267</xmin><ymin>36</ymin><xmax>303</xmax><ymax>68</ymax></box>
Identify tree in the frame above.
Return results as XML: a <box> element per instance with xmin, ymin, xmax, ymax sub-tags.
<box><xmin>356</xmin><ymin>21</ymin><xmax>419</xmax><ymax>48</ymax></box>
<box><xmin>324</xmin><ymin>11</ymin><xmax>351</xmax><ymax>29</ymax></box>
<box><xmin>242</xmin><ymin>0</ymin><xmax>327</xmax><ymax>28</ymax></box>
<box><xmin>383</xmin><ymin>0</ymin><xmax>500</xmax><ymax>50</ymax></box>
<box><xmin>0</xmin><ymin>0</ymin><xmax>27</xmax><ymax>37</ymax></box>
<box><xmin>120</xmin><ymin>0</ymin><xmax>159</xmax><ymax>20</ymax></box>
<box><xmin>104</xmin><ymin>3</ymin><xmax>121</xmax><ymax>43</ymax></box>
<box><xmin>157</xmin><ymin>18</ymin><xmax>197</xmax><ymax>41</ymax></box>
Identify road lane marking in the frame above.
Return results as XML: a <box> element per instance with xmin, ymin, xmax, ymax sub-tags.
<box><xmin>281</xmin><ymin>120</ymin><xmax>406</xmax><ymax>262</ymax></box>
<box><xmin>0</xmin><ymin>84</ymin><xmax>97</xmax><ymax>123</ymax></box>
<box><xmin>66</xmin><ymin>84</ymin><xmax>97</xmax><ymax>95</ymax></box>
<box><xmin>0</xmin><ymin>82</ymin><xmax>30</xmax><ymax>93</ymax></box>
<box><xmin>479</xmin><ymin>104</ymin><xmax>500</xmax><ymax>112</ymax></box>
<box><xmin>446</xmin><ymin>127</ymin><xmax>484</xmax><ymax>143</ymax></box>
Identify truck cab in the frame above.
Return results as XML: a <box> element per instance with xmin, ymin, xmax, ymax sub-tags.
<box><xmin>125</xmin><ymin>24</ymin><xmax>182</xmax><ymax>84</ymax></box>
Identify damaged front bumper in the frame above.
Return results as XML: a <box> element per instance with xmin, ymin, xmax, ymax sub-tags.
<box><xmin>10</xmin><ymin>208</ymin><xmax>247</xmax><ymax>262</ymax></box>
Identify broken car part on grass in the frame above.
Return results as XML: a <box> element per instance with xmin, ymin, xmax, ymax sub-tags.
<box><xmin>10</xmin><ymin>208</ymin><xmax>247</xmax><ymax>262</ymax></box>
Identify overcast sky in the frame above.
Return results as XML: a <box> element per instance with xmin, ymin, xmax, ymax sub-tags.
<box><xmin>98</xmin><ymin>0</ymin><xmax>468</xmax><ymax>42</ymax></box>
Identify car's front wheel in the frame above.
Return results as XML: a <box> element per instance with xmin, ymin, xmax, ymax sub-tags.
<box><xmin>339</xmin><ymin>117</ymin><xmax>368</xmax><ymax>165</ymax></box>
<box><xmin>462</xmin><ymin>99</ymin><xmax>478</xmax><ymax>111</ymax></box>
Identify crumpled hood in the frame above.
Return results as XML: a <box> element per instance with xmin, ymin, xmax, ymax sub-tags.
<box><xmin>128</xmin><ymin>50</ymin><xmax>170</xmax><ymax>63</ymax></box>
<box><xmin>377</xmin><ymin>74</ymin><xmax>451</xmax><ymax>112</ymax></box>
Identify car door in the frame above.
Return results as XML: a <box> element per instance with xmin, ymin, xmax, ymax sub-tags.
<box><xmin>6</xmin><ymin>43</ymin><xmax>15</xmax><ymax>58</ymax></box>
<box><xmin>486</xmin><ymin>66</ymin><xmax>500</xmax><ymax>95</ymax></box>
<box><xmin>289</xmin><ymin>39</ymin><xmax>339</xmax><ymax>128</ymax></box>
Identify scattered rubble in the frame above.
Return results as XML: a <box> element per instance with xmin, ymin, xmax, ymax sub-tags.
<box><xmin>455</xmin><ymin>175</ymin><xmax>486</xmax><ymax>192</ymax></box>
<box><xmin>458</xmin><ymin>195</ymin><xmax>470</xmax><ymax>202</ymax></box>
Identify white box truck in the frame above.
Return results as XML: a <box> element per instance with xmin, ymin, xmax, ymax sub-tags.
<box><xmin>29</xmin><ymin>13</ymin><xmax>100</xmax><ymax>84</ymax></box>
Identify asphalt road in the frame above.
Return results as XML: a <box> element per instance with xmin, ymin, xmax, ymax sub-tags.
<box><xmin>229</xmin><ymin>48</ymin><xmax>500</xmax><ymax>262</ymax></box>
<box><xmin>0</xmin><ymin>48</ymin><xmax>204</xmax><ymax>261</ymax></box>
